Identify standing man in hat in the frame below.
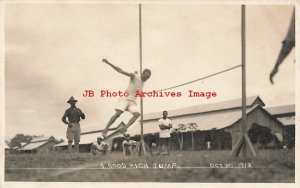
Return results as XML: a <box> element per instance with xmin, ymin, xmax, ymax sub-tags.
<box><xmin>62</xmin><ymin>96</ymin><xmax>85</xmax><ymax>153</ymax></box>
<box><xmin>101</xmin><ymin>58</ymin><xmax>151</xmax><ymax>138</ymax></box>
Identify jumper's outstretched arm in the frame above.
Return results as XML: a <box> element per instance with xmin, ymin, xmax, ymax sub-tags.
<box><xmin>102</xmin><ymin>58</ymin><xmax>135</xmax><ymax>78</ymax></box>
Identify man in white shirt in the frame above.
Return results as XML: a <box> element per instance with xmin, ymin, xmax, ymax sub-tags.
<box><xmin>207</xmin><ymin>141</ymin><xmax>211</xmax><ymax>150</ymax></box>
<box><xmin>158</xmin><ymin>111</ymin><xmax>172</xmax><ymax>155</ymax></box>
<box><xmin>122</xmin><ymin>134</ymin><xmax>137</xmax><ymax>156</ymax></box>
<box><xmin>101</xmin><ymin>58</ymin><xmax>151</xmax><ymax>138</ymax></box>
<box><xmin>91</xmin><ymin>136</ymin><xmax>109</xmax><ymax>156</ymax></box>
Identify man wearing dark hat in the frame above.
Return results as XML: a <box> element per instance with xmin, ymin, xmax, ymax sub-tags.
<box><xmin>62</xmin><ymin>96</ymin><xmax>85</xmax><ymax>153</ymax></box>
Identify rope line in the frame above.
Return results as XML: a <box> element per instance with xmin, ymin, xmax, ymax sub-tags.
<box><xmin>156</xmin><ymin>64</ymin><xmax>242</xmax><ymax>92</ymax></box>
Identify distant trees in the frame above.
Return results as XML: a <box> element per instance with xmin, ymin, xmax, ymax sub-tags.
<box><xmin>187</xmin><ymin>123</ymin><xmax>198</xmax><ymax>151</ymax></box>
<box><xmin>173</xmin><ymin>123</ymin><xmax>198</xmax><ymax>151</ymax></box>
<box><xmin>173</xmin><ymin>124</ymin><xmax>186</xmax><ymax>151</ymax></box>
<box><xmin>248</xmin><ymin>123</ymin><xmax>276</xmax><ymax>149</ymax></box>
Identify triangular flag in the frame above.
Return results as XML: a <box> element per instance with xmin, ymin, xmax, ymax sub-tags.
<box><xmin>270</xmin><ymin>8</ymin><xmax>295</xmax><ymax>84</ymax></box>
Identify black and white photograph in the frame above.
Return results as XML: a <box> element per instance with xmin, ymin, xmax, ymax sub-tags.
<box><xmin>1</xmin><ymin>0</ymin><xmax>297</xmax><ymax>186</ymax></box>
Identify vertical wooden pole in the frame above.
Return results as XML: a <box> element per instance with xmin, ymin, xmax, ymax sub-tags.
<box><xmin>137</xmin><ymin>4</ymin><xmax>149</xmax><ymax>156</ymax></box>
<box><xmin>241</xmin><ymin>5</ymin><xmax>247</xmax><ymax>157</ymax></box>
<box><xmin>231</xmin><ymin>5</ymin><xmax>255</xmax><ymax>158</ymax></box>
<box><xmin>139</xmin><ymin>4</ymin><xmax>143</xmax><ymax>141</ymax></box>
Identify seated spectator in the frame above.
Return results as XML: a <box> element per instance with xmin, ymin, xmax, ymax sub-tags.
<box><xmin>122</xmin><ymin>134</ymin><xmax>137</xmax><ymax>156</ymax></box>
<box><xmin>91</xmin><ymin>136</ymin><xmax>109</xmax><ymax>156</ymax></box>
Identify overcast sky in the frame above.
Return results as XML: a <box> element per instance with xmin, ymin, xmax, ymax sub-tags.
<box><xmin>5</xmin><ymin>3</ymin><xmax>295</xmax><ymax>140</ymax></box>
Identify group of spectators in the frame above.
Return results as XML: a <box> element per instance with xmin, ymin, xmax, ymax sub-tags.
<box><xmin>91</xmin><ymin>110</ymin><xmax>172</xmax><ymax>156</ymax></box>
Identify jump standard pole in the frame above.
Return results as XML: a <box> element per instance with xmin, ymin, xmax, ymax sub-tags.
<box><xmin>231</xmin><ymin>5</ymin><xmax>256</xmax><ymax>158</ymax></box>
<box><xmin>135</xmin><ymin>4</ymin><xmax>151</xmax><ymax>156</ymax></box>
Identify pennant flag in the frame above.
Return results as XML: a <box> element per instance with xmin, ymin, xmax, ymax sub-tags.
<box><xmin>270</xmin><ymin>8</ymin><xmax>295</xmax><ymax>84</ymax></box>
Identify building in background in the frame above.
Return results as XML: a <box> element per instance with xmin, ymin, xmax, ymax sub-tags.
<box><xmin>55</xmin><ymin>96</ymin><xmax>289</xmax><ymax>152</ymax></box>
<box><xmin>5</xmin><ymin>142</ymin><xmax>11</xmax><ymax>154</ymax></box>
<box><xmin>20</xmin><ymin>136</ymin><xmax>59</xmax><ymax>154</ymax></box>
<box><xmin>12</xmin><ymin>142</ymin><xmax>28</xmax><ymax>153</ymax></box>
<box><xmin>127</xmin><ymin>96</ymin><xmax>284</xmax><ymax>150</ymax></box>
<box><xmin>266</xmin><ymin>105</ymin><xmax>295</xmax><ymax>148</ymax></box>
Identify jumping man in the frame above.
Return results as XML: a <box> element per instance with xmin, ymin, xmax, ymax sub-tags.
<box><xmin>102</xmin><ymin>58</ymin><xmax>151</xmax><ymax>137</ymax></box>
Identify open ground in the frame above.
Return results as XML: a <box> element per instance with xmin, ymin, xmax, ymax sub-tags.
<box><xmin>5</xmin><ymin>149</ymin><xmax>294</xmax><ymax>182</ymax></box>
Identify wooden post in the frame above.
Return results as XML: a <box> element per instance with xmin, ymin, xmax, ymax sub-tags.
<box><xmin>139</xmin><ymin>3</ymin><xmax>144</xmax><ymax>143</ymax></box>
<box><xmin>231</xmin><ymin>5</ymin><xmax>256</xmax><ymax>158</ymax></box>
<box><xmin>241</xmin><ymin>4</ymin><xmax>247</xmax><ymax>157</ymax></box>
<box><xmin>135</xmin><ymin>4</ymin><xmax>151</xmax><ymax>156</ymax></box>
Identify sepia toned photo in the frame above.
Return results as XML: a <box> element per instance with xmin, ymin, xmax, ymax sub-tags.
<box><xmin>2</xmin><ymin>1</ymin><xmax>296</xmax><ymax>185</ymax></box>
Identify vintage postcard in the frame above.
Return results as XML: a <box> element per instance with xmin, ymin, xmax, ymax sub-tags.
<box><xmin>1</xmin><ymin>0</ymin><xmax>298</xmax><ymax>187</ymax></box>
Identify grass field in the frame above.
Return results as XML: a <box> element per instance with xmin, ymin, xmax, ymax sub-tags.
<box><xmin>5</xmin><ymin>149</ymin><xmax>295</xmax><ymax>182</ymax></box>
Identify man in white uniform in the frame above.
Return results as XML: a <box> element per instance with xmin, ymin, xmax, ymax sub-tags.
<box><xmin>91</xmin><ymin>136</ymin><xmax>109</xmax><ymax>156</ymax></box>
<box><xmin>122</xmin><ymin>134</ymin><xmax>137</xmax><ymax>156</ymax></box>
<box><xmin>158</xmin><ymin>111</ymin><xmax>172</xmax><ymax>155</ymax></box>
<box><xmin>102</xmin><ymin>58</ymin><xmax>151</xmax><ymax>137</ymax></box>
<box><xmin>207</xmin><ymin>141</ymin><xmax>211</xmax><ymax>150</ymax></box>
